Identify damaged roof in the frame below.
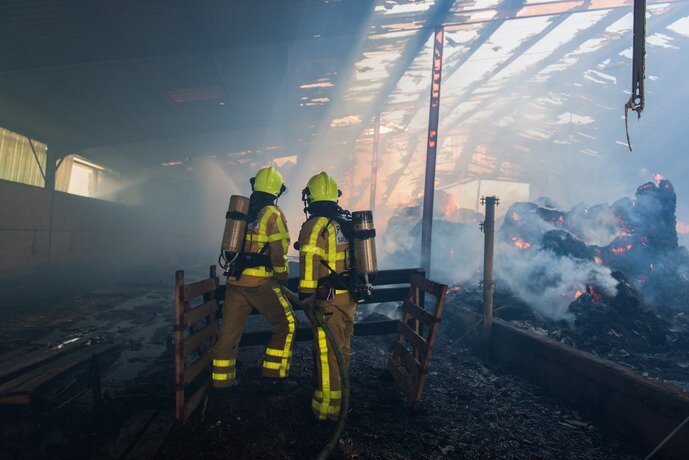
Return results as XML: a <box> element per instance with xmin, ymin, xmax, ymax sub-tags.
<box><xmin>1</xmin><ymin>0</ymin><xmax>688</xmax><ymax>190</ymax></box>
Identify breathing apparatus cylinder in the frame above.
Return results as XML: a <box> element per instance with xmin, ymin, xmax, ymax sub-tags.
<box><xmin>351</xmin><ymin>210</ymin><xmax>377</xmax><ymax>275</ymax></box>
<box><xmin>221</xmin><ymin>195</ymin><xmax>250</xmax><ymax>258</ymax></box>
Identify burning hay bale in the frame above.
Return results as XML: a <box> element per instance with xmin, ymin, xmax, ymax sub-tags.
<box><xmin>498</xmin><ymin>177</ymin><xmax>689</xmax><ymax>314</ymax></box>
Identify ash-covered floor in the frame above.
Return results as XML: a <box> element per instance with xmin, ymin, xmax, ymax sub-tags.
<box><xmin>163</xmin><ymin>316</ymin><xmax>643</xmax><ymax>459</ymax></box>
<box><xmin>0</xmin><ymin>277</ymin><xmax>649</xmax><ymax>459</ymax></box>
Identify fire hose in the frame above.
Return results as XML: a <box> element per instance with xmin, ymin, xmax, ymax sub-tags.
<box><xmin>279</xmin><ymin>287</ymin><xmax>350</xmax><ymax>460</ymax></box>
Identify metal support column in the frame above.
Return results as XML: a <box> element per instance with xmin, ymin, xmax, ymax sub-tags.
<box><xmin>370</xmin><ymin>114</ymin><xmax>381</xmax><ymax>212</ymax></box>
<box><xmin>480</xmin><ymin>196</ymin><xmax>498</xmax><ymax>353</ymax></box>
<box><xmin>421</xmin><ymin>26</ymin><xmax>444</xmax><ymax>276</ymax></box>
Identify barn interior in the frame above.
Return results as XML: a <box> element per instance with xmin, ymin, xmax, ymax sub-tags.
<box><xmin>1</xmin><ymin>0</ymin><xmax>689</xmax><ymax>458</ymax></box>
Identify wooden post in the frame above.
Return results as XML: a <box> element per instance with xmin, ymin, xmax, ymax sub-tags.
<box><xmin>175</xmin><ymin>270</ymin><xmax>185</xmax><ymax>421</ymax></box>
<box><xmin>481</xmin><ymin>196</ymin><xmax>498</xmax><ymax>355</ymax></box>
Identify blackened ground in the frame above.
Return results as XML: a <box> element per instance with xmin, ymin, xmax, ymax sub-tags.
<box><xmin>162</xmin><ymin>316</ymin><xmax>643</xmax><ymax>459</ymax></box>
<box><xmin>451</xmin><ymin>286</ymin><xmax>689</xmax><ymax>390</ymax></box>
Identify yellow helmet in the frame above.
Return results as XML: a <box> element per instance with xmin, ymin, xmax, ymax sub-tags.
<box><xmin>251</xmin><ymin>166</ymin><xmax>286</xmax><ymax>197</ymax></box>
<box><xmin>305</xmin><ymin>171</ymin><xmax>340</xmax><ymax>203</ymax></box>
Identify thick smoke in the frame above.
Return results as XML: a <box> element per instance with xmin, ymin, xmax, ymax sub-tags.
<box><xmin>380</xmin><ymin>179</ymin><xmax>689</xmax><ymax>321</ymax></box>
<box><xmin>494</xmin><ymin>241</ymin><xmax>618</xmax><ymax>320</ymax></box>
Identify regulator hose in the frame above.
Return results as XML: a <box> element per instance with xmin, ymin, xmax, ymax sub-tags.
<box><xmin>280</xmin><ymin>287</ymin><xmax>350</xmax><ymax>460</ymax></box>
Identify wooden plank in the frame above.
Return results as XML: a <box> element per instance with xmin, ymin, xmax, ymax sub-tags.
<box><xmin>387</xmin><ymin>359</ymin><xmax>413</xmax><ymax>400</ymax></box>
<box><xmin>182</xmin><ymin>353</ymin><xmax>211</xmax><ymax>386</ymax></box>
<box><xmin>183</xmin><ymin>300</ymin><xmax>217</xmax><ymax>328</ymax></box>
<box><xmin>183</xmin><ymin>277</ymin><xmax>218</xmax><ymax>301</ymax></box>
<box><xmin>397</xmin><ymin>321</ymin><xmax>427</xmax><ymax>354</ymax></box>
<box><xmin>0</xmin><ymin>343</ymin><xmax>117</xmax><ymax>399</ymax></box>
<box><xmin>373</xmin><ymin>268</ymin><xmax>425</xmax><ymax>285</ymax></box>
<box><xmin>393</xmin><ymin>342</ymin><xmax>423</xmax><ymax>378</ymax></box>
<box><xmin>414</xmin><ymin>284</ymin><xmax>448</xmax><ymax>407</ymax></box>
<box><xmin>183</xmin><ymin>380</ymin><xmax>209</xmax><ymax>421</ymax></box>
<box><xmin>125</xmin><ymin>410</ymin><xmax>175</xmax><ymax>459</ymax></box>
<box><xmin>180</xmin><ymin>323</ymin><xmax>216</xmax><ymax>358</ymax></box>
<box><xmin>402</xmin><ymin>300</ymin><xmax>438</xmax><ymax>327</ymax></box>
<box><xmin>368</xmin><ymin>287</ymin><xmax>410</xmax><ymax>304</ymax></box>
<box><xmin>410</xmin><ymin>274</ymin><xmax>445</xmax><ymax>298</ymax></box>
<box><xmin>0</xmin><ymin>341</ymin><xmax>80</xmax><ymax>382</ymax></box>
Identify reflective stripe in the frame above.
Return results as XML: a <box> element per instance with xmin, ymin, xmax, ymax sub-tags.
<box><xmin>275</xmin><ymin>287</ymin><xmax>295</xmax><ymax>377</ymax></box>
<box><xmin>242</xmin><ymin>266</ymin><xmax>273</xmax><ymax>278</ymax></box>
<box><xmin>311</xmin><ymin>399</ymin><xmax>340</xmax><ymax>415</ymax></box>
<box><xmin>300</xmin><ymin>244</ymin><xmax>326</xmax><ymax>257</ymax></box>
<box><xmin>212</xmin><ymin>371</ymin><xmax>236</xmax><ymax>381</ymax></box>
<box><xmin>299</xmin><ymin>279</ymin><xmax>318</xmax><ymax>289</ymax></box>
<box><xmin>263</xmin><ymin>361</ymin><xmax>282</xmax><ymax>370</ymax></box>
<box><xmin>266</xmin><ymin>348</ymin><xmax>292</xmax><ymax>358</ymax></box>
<box><xmin>313</xmin><ymin>326</ymin><xmax>332</xmax><ymax>419</ymax></box>
<box><xmin>274</xmin><ymin>212</ymin><xmax>289</xmax><ymax>275</ymax></box>
<box><xmin>315</xmin><ymin>389</ymin><xmax>342</xmax><ymax>399</ymax></box>
<box><xmin>301</xmin><ymin>218</ymin><xmax>328</xmax><ymax>291</ymax></box>
<box><xmin>267</xmin><ymin>231</ymin><xmax>290</xmax><ymax>243</ymax></box>
<box><xmin>327</xmin><ymin>225</ymin><xmax>338</xmax><ymax>267</ymax></box>
<box><xmin>213</xmin><ymin>358</ymin><xmax>236</xmax><ymax>367</ymax></box>
<box><xmin>246</xmin><ymin>233</ymin><xmax>269</xmax><ymax>243</ymax></box>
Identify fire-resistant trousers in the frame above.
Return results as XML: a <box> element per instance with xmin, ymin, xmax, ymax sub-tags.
<box><xmin>309</xmin><ymin>297</ymin><xmax>356</xmax><ymax>421</ymax></box>
<box><xmin>211</xmin><ymin>280</ymin><xmax>296</xmax><ymax>388</ymax></box>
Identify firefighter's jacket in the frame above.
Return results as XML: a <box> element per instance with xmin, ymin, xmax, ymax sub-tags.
<box><xmin>298</xmin><ymin>216</ymin><xmax>351</xmax><ymax>298</ymax></box>
<box><xmin>228</xmin><ymin>204</ymin><xmax>290</xmax><ymax>287</ymax></box>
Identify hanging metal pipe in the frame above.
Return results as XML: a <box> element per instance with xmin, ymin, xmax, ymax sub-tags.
<box><xmin>481</xmin><ymin>196</ymin><xmax>498</xmax><ymax>351</ymax></box>
<box><xmin>421</xmin><ymin>26</ymin><xmax>444</xmax><ymax>276</ymax></box>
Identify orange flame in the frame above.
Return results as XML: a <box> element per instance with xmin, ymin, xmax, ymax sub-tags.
<box><xmin>574</xmin><ymin>290</ymin><xmax>583</xmax><ymax>300</ymax></box>
<box><xmin>512</xmin><ymin>237</ymin><xmax>531</xmax><ymax>249</ymax></box>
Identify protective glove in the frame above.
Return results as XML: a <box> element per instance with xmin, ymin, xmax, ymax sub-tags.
<box><xmin>298</xmin><ymin>292</ymin><xmax>318</xmax><ymax>324</ymax></box>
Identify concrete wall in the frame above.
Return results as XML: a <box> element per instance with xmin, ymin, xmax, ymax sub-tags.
<box><xmin>449</xmin><ymin>308</ymin><xmax>689</xmax><ymax>459</ymax></box>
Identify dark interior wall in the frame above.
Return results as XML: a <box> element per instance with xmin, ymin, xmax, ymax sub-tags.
<box><xmin>0</xmin><ymin>179</ymin><xmax>129</xmax><ymax>278</ymax></box>
<box><xmin>0</xmin><ymin>179</ymin><xmax>214</xmax><ymax>280</ymax></box>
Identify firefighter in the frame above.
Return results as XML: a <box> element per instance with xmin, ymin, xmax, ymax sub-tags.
<box><xmin>211</xmin><ymin>166</ymin><xmax>295</xmax><ymax>391</ymax></box>
<box><xmin>297</xmin><ymin>172</ymin><xmax>357</xmax><ymax>421</ymax></box>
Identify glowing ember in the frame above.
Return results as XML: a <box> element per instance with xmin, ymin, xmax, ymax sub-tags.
<box><xmin>574</xmin><ymin>290</ymin><xmax>583</xmax><ymax>300</ymax></box>
<box><xmin>512</xmin><ymin>237</ymin><xmax>531</xmax><ymax>249</ymax></box>
<box><xmin>654</xmin><ymin>173</ymin><xmax>664</xmax><ymax>183</ymax></box>
<box><xmin>587</xmin><ymin>284</ymin><xmax>603</xmax><ymax>303</ymax></box>
<box><xmin>610</xmin><ymin>243</ymin><xmax>633</xmax><ymax>254</ymax></box>
<box><xmin>593</xmin><ymin>256</ymin><xmax>603</xmax><ymax>265</ymax></box>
